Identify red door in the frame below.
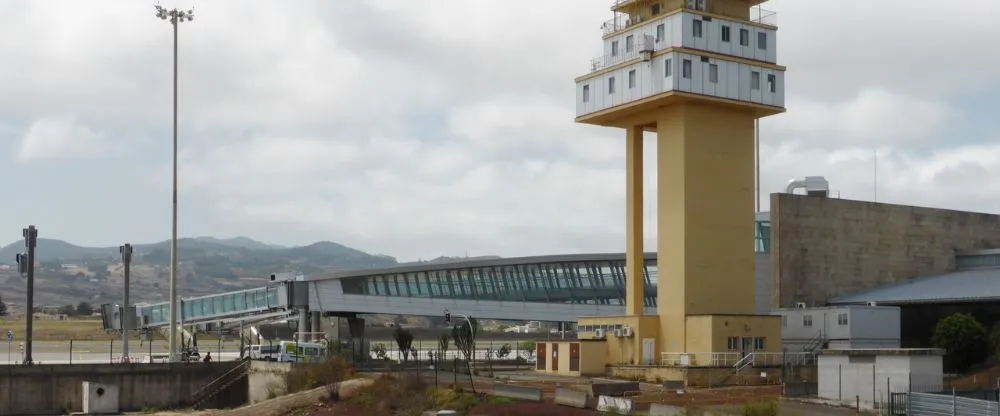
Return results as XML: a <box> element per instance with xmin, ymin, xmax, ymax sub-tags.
<box><xmin>569</xmin><ymin>343</ymin><xmax>580</xmax><ymax>371</ymax></box>
<box><xmin>552</xmin><ymin>343</ymin><xmax>559</xmax><ymax>371</ymax></box>
<box><xmin>536</xmin><ymin>343</ymin><xmax>546</xmax><ymax>370</ymax></box>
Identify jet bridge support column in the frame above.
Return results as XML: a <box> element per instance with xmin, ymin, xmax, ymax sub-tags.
<box><xmin>311</xmin><ymin>311</ymin><xmax>321</xmax><ymax>342</ymax></box>
<box><xmin>298</xmin><ymin>309</ymin><xmax>309</xmax><ymax>343</ymax></box>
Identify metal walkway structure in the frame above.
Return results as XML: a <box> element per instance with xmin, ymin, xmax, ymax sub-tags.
<box><xmin>119</xmin><ymin>216</ymin><xmax>775</xmax><ymax>329</ymax></box>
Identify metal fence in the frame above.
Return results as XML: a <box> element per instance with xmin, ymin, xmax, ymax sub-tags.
<box><xmin>904</xmin><ymin>391</ymin><xmax>1000</xmax><ymax>416</ymax></box>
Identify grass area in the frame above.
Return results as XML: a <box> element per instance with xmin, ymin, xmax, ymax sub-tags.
<box><xmin>0</xmin><ymin>318</ymin><xmax>115</xmax><ymax>341</ymax></box>
<box><xmin>0</xmin><ymin>317</ymin><xmax>225</xmax><ymax>341</ymax></box>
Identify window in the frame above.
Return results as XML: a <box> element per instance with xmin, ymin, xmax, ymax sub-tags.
<box><xmin>693</xmin><ymin>20</ymin><xmax>703</xmax><ymax>38</ymax></box>
<box><xmin>651</xmin><ymin>4</ymin><xmax>661</xmax><ymax>15</ymax></box>
<box><xmin>758</xmin><ymin>32</ymin><xmax>767</xmax><ymax>50</ymax></box>
<box><xmin>626</xmin><ymin>35</ymin><xmax>634</xmax><ymax>53</ymax></box>
<box><xmin>803</xmin><ymin>314</ymin><xmax>813</xmax><ymax>327</ymax></box>
<box><xmin>767</xmin><ymin>74</ymin><xmax>776</xmax><ymax>93</ymax></box>
<box><xmin>721</xmin><ymin>25</ymin><xmax>730</xmax><ymax>42</ymax></box>
<box><xmin>682</xmin><ymin>59</ymin><xmax>692</xmax><ymax>78</ymax></box>
<box><xmin>838</xmin><ymin>313</ymin><xmax>849</xmax><ymax>326</ymax></box>
<box><xmin>628</xmin><ymin>70</ymin><xmax>636</xmax><ymax>88</ymax></box>
<box><xmin>709</xmin><ymin>64</ymin><xmax>718</xmax><ymax>83</ymax></box>
<box><xmin>727</xmin><ymin>337</ymin><xmax>739</xmax><ymax>350</ymax></box>
<box><xmin>687</xmin><ymin>0</ymin><xmax>707</xmax><ymax>11</ymax></box>
<box><xmin>664</xmin><ymin>58</ymin><xmax>672</xmax><ymax>77</ymax></box>
<box><xmin>739</xmin><ymin>29</ymin><xmax>749</xmax><ymax>46</ymax></box>
<box><xmin>582</xmin><ymin>84</ymin><xmax>590</xmax><ymax>102</ymax></box>
<box><xmin>656</xmin><ymin>24</ymin><xmax>665</xmax><ymax>42</ymax></box>
<box><xmin>611</xmin><ymin>40</ymin><xmax>619</xmax><ymax>56</ymax></box>
<box><xmin>751</xmin><ymin>71</ymin><xmax>761</xmax><ymax>90</ymax></box>
<box><xmin>754</xmin><ymin>337</ymin><xmax>765</xmax><ymax>350</ymax></box>
<box><xmin>608</xmin><ymin>77</ymin><xmax>616</xmax><ymax>94</ymax></box>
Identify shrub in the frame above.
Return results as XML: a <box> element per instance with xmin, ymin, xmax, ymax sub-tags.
<box><xmin>740</xmin><ymin>400</ymin><xmax>779</xmax><ymax>416</ymax></box>
<box><xmin>933</xmin><ymin>313</ymin><xmax>988</xmax><ymax>372</ymax></box>
<box><xmin>283</xmin><ymin>356</ymin><xmax>353</xmax><ymax>394</ymax></box>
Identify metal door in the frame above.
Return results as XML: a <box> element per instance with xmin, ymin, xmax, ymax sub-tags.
<box><xmin>642</xmin><ymin>338</ymin><xmax>655</xmax><ymax>365</ymax></box>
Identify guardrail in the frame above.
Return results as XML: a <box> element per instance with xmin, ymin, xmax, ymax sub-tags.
<box><xmin>660</xmin><ymin>351</ymin><xmax>815</xmax><ymax>367</ymax></box>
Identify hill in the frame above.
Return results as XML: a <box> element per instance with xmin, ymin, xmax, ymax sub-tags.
<box><xmin>0</xmin><ymin>236</ymin><xmax>504</xmax><ymax>310</ymax></box>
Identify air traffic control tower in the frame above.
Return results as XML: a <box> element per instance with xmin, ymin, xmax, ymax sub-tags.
<box><xmin>573</xmin><ymin>0</ymin><xmax>786</xmax><ymax>372</ymax></box>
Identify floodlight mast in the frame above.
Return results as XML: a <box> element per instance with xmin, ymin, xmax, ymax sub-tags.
<box><xmin>153</xmin><ymin>4</ymin><xmax>194</xmax><ymax>363</ymax></box>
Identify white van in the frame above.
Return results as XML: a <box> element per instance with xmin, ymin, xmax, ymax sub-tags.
<box><xmin>246</xmin><ymin>344</ymin><xmax>280</xmax><ymax>361</ymax></box>
<box><xmin>276</xmin><ymin>341</ymin><xmax>327</xmax><ymax>363</ymax></box>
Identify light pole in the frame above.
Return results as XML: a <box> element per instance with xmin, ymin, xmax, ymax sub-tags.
<box><xmin>120</xmin><ymin>244</ymin><xmax>133</xmax><ymax>362</ymax></box>
<box><xmin>154</xmin><ymin>4</ymin><xmax>194</xmax><ymax>362</ymax></box>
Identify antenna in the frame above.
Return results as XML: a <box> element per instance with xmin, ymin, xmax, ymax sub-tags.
<box><xmin>873</xmin><ymin>149</ymin><xmax>878</xmax><ymax>202</ymax></box>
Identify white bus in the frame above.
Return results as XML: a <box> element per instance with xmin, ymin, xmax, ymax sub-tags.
<box><xmin>276</xmin><ymin>341</ymin><xmax>327</xmax><ymax>363</ymax></box>
<box><xmin>246</xmin><ymin>344</ymin><xmax>280</xmax><ymax>361</ymax></box>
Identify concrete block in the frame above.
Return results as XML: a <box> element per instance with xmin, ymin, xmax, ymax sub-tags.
<box><xmin>82</xmin><ymin>381</ymin><xmax>119</xmax><ymax>415</ymax></box>
<box><xmin>649</xmin><ymin>403</ymin><xmax>685</xmax><ymax>415</ymax></box>
<box><xmin>554</xmin><ymin>388</ymin><xmax>587</xmax><ymax>408</ymax></box>
<box><xmin>596</xmin><ymin>395</ymin><xmax>633</xmax><ymax>413</ymax></box>
<box><xmin>493</xmin><ymin>384</ymin><xmax>543</xmax><ymax>402</ymax></box>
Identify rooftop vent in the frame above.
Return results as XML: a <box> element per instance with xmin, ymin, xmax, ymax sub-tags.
<box><xmin>785</xmin><ymin>176</ymin><xmax>829</xmax><ymax>197</ymax></box>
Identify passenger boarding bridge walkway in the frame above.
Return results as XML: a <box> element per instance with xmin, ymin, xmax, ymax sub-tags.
<box><xmin>105</xmin><ymin>244</ymin><xmax>771</xmax><ymax>333</ymax></box>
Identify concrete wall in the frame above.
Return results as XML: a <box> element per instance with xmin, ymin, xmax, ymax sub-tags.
<box><xmin>770</xmin><ymin>193</ymin><xmax>1000</xmax><ymax>308</ymax></box>
<box><xmin>0</xmin><ymin>362</ymin><xmax>244</xmax><ymax>415</ymax></box>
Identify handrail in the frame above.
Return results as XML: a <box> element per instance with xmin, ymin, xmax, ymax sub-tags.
<box><xmin>601</xmin><ymin>5</ymin><xmax>778</xmax><ymax>37</ymax></box>
<box><xmin>733</xmin><ymin>353</ymin><xmax>754</xmax><ymax>369</ymax></box>
<box><xmin>192</xmin><ymin>360</ymin><xmax>251</xmax><ymax>402</ymax></box>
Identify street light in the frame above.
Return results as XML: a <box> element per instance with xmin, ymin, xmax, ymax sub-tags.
<box><xmin>154</xmin><ymin>4</ymin><xmax>193</xmax><ymax>362</ymax></box>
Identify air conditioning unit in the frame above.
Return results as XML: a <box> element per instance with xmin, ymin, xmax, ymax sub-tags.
<box><xmin>867</xmin><ymin>301</ymin><xmax>878</xmax><ymax>307</ymax></box>
<box><xmin>639</xmin><ymin>34</ymin><xmax>655</xmax><ymax>53</ymax></box>
<box><xmin>614</xmin><ymin>328</ymin><xmax>623</xmax><ymax>337</ymax></box>
<box><xmin>795</xmin><ymin>302</ymin><xmax>807</xmax><ymax>309</ymax></box>
<box><xmin>595</xmin><ymin>328</ymin><xmax>606</xmax><ymax>339</ymax></box>
<box><xmin>622</xmin><ymin>326</ymin><xmax>634</xmax><ymax>337</ymax></box>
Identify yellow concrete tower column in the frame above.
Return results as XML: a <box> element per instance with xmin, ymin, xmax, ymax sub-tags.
<box><xmin>656</xmin><ymin>103</ymin><xmax>757</xmax><ymax>352</ymax></box>
<box><xmin>624</xmin><ymin>125</ymin><xmax>645</xmax><ymax>316</ymax></box>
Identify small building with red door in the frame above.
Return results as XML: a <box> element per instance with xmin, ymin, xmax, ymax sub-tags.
<box><xmin>536</xmin><ymin>339</ymin><xmax>607</xmax><ymax>377</ymax></box>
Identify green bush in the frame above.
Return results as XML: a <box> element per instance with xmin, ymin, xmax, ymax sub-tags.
<box><xmin>740</xmin><ymin>400</ymin><xmax>779</xmax><ymax>416</ymax></box>
<box><xmin>933</xmin><ymin>313</ymin><xmax>988</xmax><ymax>372</ymax></box>
<box><xmin>283</xmin><ymin>356</ymin><xmax>353</xmax><ymax>394</ymax></box>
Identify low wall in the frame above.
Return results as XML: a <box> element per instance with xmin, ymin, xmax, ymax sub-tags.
<box><xmin>0</xmin><ymin>362</ymin><xmax>244</xmax><ymax>415</ymax></box>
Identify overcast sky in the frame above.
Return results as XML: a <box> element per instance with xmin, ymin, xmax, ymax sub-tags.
<box><xmin>1</xmin><ymin>0</ymin><xmax>998</xmax><ymax>261</ymax></box>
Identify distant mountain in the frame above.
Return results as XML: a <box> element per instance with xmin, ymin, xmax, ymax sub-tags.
<box><xmin>192</xmin><ymin>236</ymin><xmax>285</xmax><ymax>250</ymax></box>
<box><xmin>406</xmin><ymin>255</ymin><xmax>504</xmax><ymax>265</ymax></box>
<box><xmin>0</xmin><ymin>237</ymin><xmax>398</xmax><ymax>272</ymax></box>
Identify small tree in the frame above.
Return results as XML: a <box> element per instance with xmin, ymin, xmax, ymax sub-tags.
<box><xmin>496</xmin><ymin>343</ymin><xmax>512</xmax><ymax>360</ymax></box>
<box><xmin>451</xmin><ymin>317</ymin><xmax>479</xmax><ymax>393</ymax></box>
<box><xmin>76</xmin><ymin>302</ymin><xmax>93</xmax><ymax>316</ymax></box>
<box><xmin>519</xmin><ymin>340</ymin><xmax>537</xmax><ymax>362</ymax></box>
<box><xmin>451</xmin><ymin>318</ymin><xmax>479</xmax><ymax>363</ymax></box>
<box><xmin>394</xmin><ymin>327</ymin><xmax>414</xmax><ymax>362</ymax></box>
<box><xmin>372</xmin><ymin>343</ymin><xmax>388</xmax><ymax>360</ymax></box>
<box><xmin>0</xmin><ymin>295</ymin><xmax>7</xmax><ymax>316</ymax></box>
<box><xmin>438</xmin><ymin>333</ymin><xmax>450</xmax><ymax>361</ymax></box>
<box><xmin>933</xmin><ymin>313</ymin><xmax>988</xmax><ymax>372</ymax></box>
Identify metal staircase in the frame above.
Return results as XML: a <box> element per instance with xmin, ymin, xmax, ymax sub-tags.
<box><xmin>733</xmin><ymin>353</ymin><xmax>755</xmax><ymax>373</ymax></box>
<box><xmin>191</xmin><ymin>360</ymin><xmax>252</xmax><ymax>410</ymax></box>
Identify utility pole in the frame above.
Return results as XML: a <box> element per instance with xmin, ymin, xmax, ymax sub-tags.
<box><xmin>18</xmin><ymin>225</ymin><xmax>37</xmax><ymax>365</ymax></box>
<box><xmin>154</xmin><ymin>5</ymin><xmax>194</xmax><ymax>362</ymax></box>
<box><xmin>120</xmin><ymin>244</ymin><xmax>133</xmax><ymax>362</ymax></box>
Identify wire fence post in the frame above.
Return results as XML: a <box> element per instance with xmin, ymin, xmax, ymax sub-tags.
<box><xmin>69</xmin><ymin>339</ymin><xmax>73</xmax><ymax>365</ymax></box>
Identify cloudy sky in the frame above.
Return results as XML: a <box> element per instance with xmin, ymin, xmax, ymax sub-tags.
<box><xmin>1</xmin><ymin>0</ymin><xmax>998</xmax><ymax>261</ymax></box>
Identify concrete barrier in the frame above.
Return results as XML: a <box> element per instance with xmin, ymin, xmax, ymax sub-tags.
<box><xmin>0</xmin><ymin>362</ymin><xmax>246</xmax><ymax>415</ymax></box>
<box><xmin>554</xmin><ymin>388</ymin><xmax>588</xmax><ymax>408</ymax></box>
<box><xmin>591</xmin><ymin>381</ymin><xmax>640</xmax><ymax>397</ymax></box>
<box><xmin>596</xmin><ymin>395</ymin><xmax>633</xmax><ymax>413</ymax></box>
<box><xmin>649</xmin><ymin>403</ymin><xmax>686</xmax><ymax>416</ymax></box>
<box><xmin>493</xmin><ymin>384</ymin><xmax>543</xmax><ymax>402</ymax></box>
